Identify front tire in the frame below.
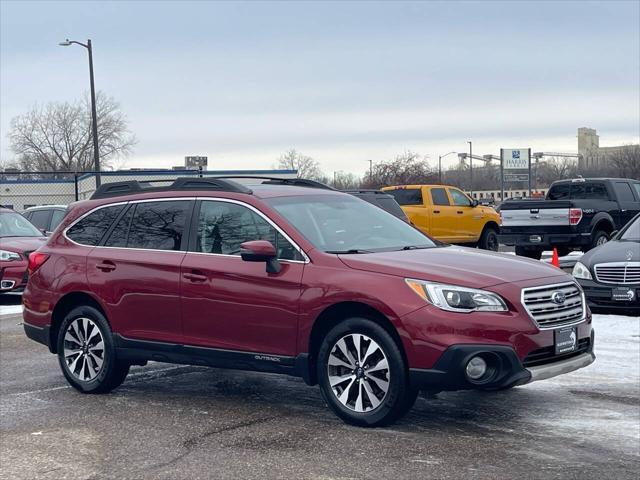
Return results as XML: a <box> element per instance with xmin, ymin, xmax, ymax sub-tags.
<box><xmin>317</xmin><ymin>318</ymin><xmax>414</xmax><ymax>427</ymax></box>
<box><xmin>57</xmin><ymin>305</ymin><xmax>129</xmax><ymax>394</ymax></box>
<box><xmin>589</xmin><ymin>230</ymin><xmax>609</xmax><ymax>250</ymax></box>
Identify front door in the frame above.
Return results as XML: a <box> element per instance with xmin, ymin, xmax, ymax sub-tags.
<box><xmin>180</xmin><ymin>199</ymin><xmax>305</xmax><ymax>356</ymax></box>
<box><xmin>448</xmin><ymin>187</ymin><xmax>477</xmax><ymax>241</ymax></box>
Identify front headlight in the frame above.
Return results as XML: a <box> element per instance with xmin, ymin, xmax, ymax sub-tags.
<box><xmin>0</xmin><ymin>250</ymin><xmax>21</xmax><ymax>262</ymax></box>
<box><xmin>405</xmin><ymin>279</ymin><xmax>508</xmax><ymax>313</ymax></box>
<box><xmin>572</xmin><ymin>261</ymin><xmax>592</xmax><ymax>280</ymax></box>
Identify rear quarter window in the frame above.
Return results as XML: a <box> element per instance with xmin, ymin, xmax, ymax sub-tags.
<box><xmin>66</xmin><ymin>205</ymin><xmax>125</xmax><ymax>246</ymax></box>
<box><xmin>547</xmin><ymin>183</ymin><xmax>570</xmax><ymax>200</ymax></box>
<box><xmin>386</xmin><ymin>189</ymin><xmax>423</xmax><ymax>206</ymax></box>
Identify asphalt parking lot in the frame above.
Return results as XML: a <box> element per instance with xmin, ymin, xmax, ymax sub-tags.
<box><xmin>1</xmin><ymin>294</ymin><xmax>638</xmax><ymax>480</ymax></box>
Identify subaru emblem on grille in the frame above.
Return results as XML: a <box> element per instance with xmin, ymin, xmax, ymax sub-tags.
<box><xmin>551</xmin><ymin>291</ymin><xmax>566</xmax><ymax>305</ymax></box>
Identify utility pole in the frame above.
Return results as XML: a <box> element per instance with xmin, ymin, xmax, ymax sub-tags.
<box><xmin>368</xmin><ymin>160</ymin><xmax>373</xmax><ymax>183</ymax></box>
<box><xmin>467</xmin><ymin>141</ymin><xmax>473</xmax><ymax>196</ymax></box>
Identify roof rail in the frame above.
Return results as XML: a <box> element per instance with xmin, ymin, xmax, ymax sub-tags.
<box><xmin>90</xmin><ymin>177</ymin><xmax>252</xmax><ymax>200</ymax></box>
<box><xmin>213</xmin><ymin>176</ymin><xmax>335</xmax><ymax>190</ymax></box>
<box><xmin>343</xmin><ymin>189</ymin><xmax>388</xmax><ymax>194</ymax></box>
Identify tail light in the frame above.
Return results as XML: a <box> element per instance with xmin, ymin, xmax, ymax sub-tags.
<box><xmin>569</xmin><ymin>208</ymin><xmax>583</xmax><ymax>225</ymax></box>
<box><xmin>28</xmin><ymin>251</ymin><xmax>49</xmax><ymax>275</ymax></box>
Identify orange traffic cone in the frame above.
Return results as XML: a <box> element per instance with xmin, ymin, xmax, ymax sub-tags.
<box><xmin>551</xmin><ymin>247</ymin><xmax>560</xmax><ymax>268</ymax></box>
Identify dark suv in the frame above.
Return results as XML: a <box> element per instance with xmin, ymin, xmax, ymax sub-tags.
<box><xmin>23</xmin><ymin>177</ymin><xmax>595</xmax><ymax>426</ymax></box>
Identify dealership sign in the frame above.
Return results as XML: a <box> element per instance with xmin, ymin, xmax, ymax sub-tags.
<box><xmin>503</xmin><ymin>149</ymin><xmax>529</xmax><ymax>170</ymax></box>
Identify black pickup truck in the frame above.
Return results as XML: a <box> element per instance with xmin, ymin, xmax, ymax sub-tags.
<box><xmin>498</xmin><ymin>178</ymin><xmax>640</xmax><ymax>259</ymax></box>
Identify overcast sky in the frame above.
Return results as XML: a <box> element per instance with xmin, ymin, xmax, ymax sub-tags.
<box><xmin>1</xmin><ymin>0</ymin><xmax>639</xmax><ymax>175</ymax></box>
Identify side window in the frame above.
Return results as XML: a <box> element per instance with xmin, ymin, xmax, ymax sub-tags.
<box><xmin>127</xmin><ymin>201</ymin><xmax>189</xmax><ymax>251</ymax></box>
<box><xmin>613</xmin><ymin>182</ymin><xmax>636</xmax><ymax>202</ymax></box>
<box><xmin>104</xmin><ymin>206</ymin><xmax>134</xmax><ymax>247</ymax></box>
<box><xmin>50</xmin><ymin>210</ymin><xmax>66</xmax><ymax>231</ymax></box>
<box><xmin>196</xmin><ymin>201</ymin><xmax>303</xmax><ymax>261</ymax></box>
<box><xmin>431</xmin><ymin>188</ymin><xmax>450</xmax><ymax>206</ymax></box>
<box><xmin>29</xmin><ymin>210</ymin><xmax>51</xmax><ymax>230</ymax></box>
<box><xmin>633</xmin><ymin>183</ymin><xmax>640</xmax><ymax>199</ymax></box>
<box><xmin>570</xmin><ymin>183</ymin><xmax>608</xmax><ymax>200</ymax></box>
<box><xmin>449</xmin><ymin>188</ymin><xmax>472</xmax><ymax>207</ymax></box>
<box><xmin>386</xmin><ymin>189</ymin><xmax>423</xmax><ymax>206</ymax></box>
<box><xmin>547</xmin><ymin>184</ymin><xmax>570</xmax><ymax>200</ymax></box>
<box><xmin>67</xmin><ymin>205</ymin><xmax>125</xmax><ymax>246</ymax></box>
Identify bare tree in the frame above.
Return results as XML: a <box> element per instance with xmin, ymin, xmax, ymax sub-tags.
<box><xmin>8</xmin><ymin>92</ymin><xmax>136</xmax><ymax>172</ymax></box>
<box><xmin>276</xmin><ymin>149</ymin><xmax>324</xmax><ymax>179</ymax></box>
<box><xmin>363</xmin><ymin>151</ymin><xmax>436</xmax><ymax>189</ymax></box>
<box><xmin>330</xmin><ymin>171</ymin><xmax>361</xmax><ymax>190</ymax></box>
<box><xmin>609</xmin><ymin>145</ymin><xmax>640</xmax><ymax>179</ymax></box>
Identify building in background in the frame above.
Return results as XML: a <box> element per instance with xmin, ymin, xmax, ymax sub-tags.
<box><xmin>578</xmin><ymin>127</ymin><xmax>639</xmax><ymax>170</ymax></box>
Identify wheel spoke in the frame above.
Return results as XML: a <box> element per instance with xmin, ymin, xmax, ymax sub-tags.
<box><xmin>89</xmin><ymin>340</ymin><xmax>104</xmax><ymax>353</ymax></box>
<box><xmin>367</xmin><ymin>357</ymin><xmax>388</xmax><ymax>374</ymax></box>
<box><xmin>329</xmin><ymin>373</ymin><xmax>355</xmax><ymax>387</ymax></box>
<box><xmin>362</xmin><ymin>379</ymin><xmax>382</xmax><ymax>409</ymax></box>
<box><xmin>337</xmin><ymin>377</ymin><xmax>356</xmax><ymax>406</ymax></box>
<box><xmin>352</xmin><ymin>334</ymin><xmax>362</xmax><ymax>363</ymax></box>
<box><xmin>64</xmin><ymin>348</ymin><xmax>82</xmax><ymax>358</ymax></box>
<box><xmin>355</xmin><ymin>381</ymin><xmax>364</xmax><ymax>412</ymax></box>
<box><xmin>334</xmin><ymin>338</ymin><xmax>357</xmax><ymax>368</ymax></box>
<box><xmin>366</xmin><ymin>373</ymin><xmax>389</xmax><ymax>391</ymax></box>
<box><xmin>64</xmin><ymin>331</ymin><xmax>82</xmax><ymax>346</ymax></box>
<box><xmin>361</xmin><ymin>339</ymin><xmax>380</xmax><ymax>367</ymax></box>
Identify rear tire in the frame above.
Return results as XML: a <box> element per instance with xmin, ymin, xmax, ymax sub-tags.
<box><xmin>317</xmin><ymin>318</ymin><xmax>413</xmax><ymax>427</ymax></box>
<box><xmin>515</xmin><ymin>246</ymin><xmax>543</xmax><ymax>260</ymax></box>
<box><xmin>57</xmin><ymin>305</ymin><xmax>129</xmax><ymax>394</ymax></box>
<box><xmin>478</xmin><ymin>226</ymin><xmax>499</xmax><ymax>251</ymax></box>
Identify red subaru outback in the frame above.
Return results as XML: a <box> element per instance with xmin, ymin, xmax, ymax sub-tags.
<box><xmin>23</xmin><ymin>178</ymin><xmax>595</xmax><ymax>426</ymax></box>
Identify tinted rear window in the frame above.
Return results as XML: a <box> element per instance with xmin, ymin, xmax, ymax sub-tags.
<box><xmin>386</xmin><ymin>189</ymin><xmax>423</xmax><ymax>206</ymax></box>
<box><xmin>67</xmin><ymin>205</ymin><xmax>125</xmax><ymax>246</ymax></box>
<box><xmin>50</xmin><ymin>210</ymin><xmax>66</xmax><ymax>231</ymax></box>
<box><xmin>127</xmin><ymin>201</ymin><xmax>189</xmax><ymax>251</ymax></box>
<box><xmin>29</xmin><ymin>210</ymin><xmax>50</xmax><ymax>230</ymax></box>
<box><xmin>570</xmin><ymin>183</ymin><xmax>609</xmax><ymax>200</ymax></box>
<box><xmin>431</xmin><ymin>188</ymin><xmax>450</xmax><ymax>206</ymax></box>
<box><xmin>547</xmin><ymin>183</ymin><xmax>570</xmax><ymax>200</ymax></box>
<box><xmin>374</xmin><ymin>196</ymin><xmax>408</xmax><ymax>220</ymax></box>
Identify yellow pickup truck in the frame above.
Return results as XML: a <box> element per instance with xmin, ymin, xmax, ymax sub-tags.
<box><xmin>381</xmin><ymin>185</ymin><xmax>501</xmax><ymax>250</ymax></box>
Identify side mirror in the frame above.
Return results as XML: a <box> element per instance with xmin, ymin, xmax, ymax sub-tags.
<box><xmin>610</xmin><ymin>230</ymin><xmax>618</xmax><ymax>239</ymax></box>
<box><xmin>240</xmin><ymin>240</ymin><xmax>281</xmax><ymax>273</ymax></box>
<box><xmin>471</xmin><ymin>199</ymin><xmax>479</xmax><ymax>207</ymax></box>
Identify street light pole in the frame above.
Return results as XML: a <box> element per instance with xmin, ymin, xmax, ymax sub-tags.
<box><xmin>60</xmin><ymin>38</ymin><xmax>101</xmax><ymax>187</ymax></box>
<box><xmin>438</xmin><ymin>151</ymin><xmax>456</xmax><ymax>184</ymax></box>
<box><xmin>467</xmin><ymin>141</ymin><xmax>473</xmax><ymax>196</ymax></box>
<box><xmin>368</xmin><ymin>159</ymin><xmax>373</xmax><ymax>183</ymax></box>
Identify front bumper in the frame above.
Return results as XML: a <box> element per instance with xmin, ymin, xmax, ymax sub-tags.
<box><xmin>409</xmin><ymin>330</ymin><xmax>595</xmax><ymax>391</ymax></box>
<box><xmin>0</xmin><ymin>263</ymin><xmax>29</xmax><ymax>292</ymax></box>
<box><xmin>576</xmin><ymin>278</ymin><xmax>640</xmax><ymax>313</ymax></box>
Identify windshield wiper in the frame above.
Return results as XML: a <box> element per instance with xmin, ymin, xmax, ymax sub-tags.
<box><xmin>325</xmin><ymin>249</ymin><xmax>374</xmax><ymax>254</ymax></box>
<box><xmin>400</xmin><ymin>245</ymin><xmax>431</xmax><ymax>250</ymax></box>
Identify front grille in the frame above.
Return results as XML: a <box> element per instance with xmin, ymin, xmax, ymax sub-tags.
<box><xmin>523</xmin><ymin>338</ymin><xmax>590</xmax><ymax>368</ymax></box>
<box><xmin>594</xmin><ymin>262</ymin><xmax>640</xmax><ymax>284</ymax></box>
<box><xmin>522</xmin><ymin>282</ymin><xmax>585</xmax><ymax>329</ymax></box>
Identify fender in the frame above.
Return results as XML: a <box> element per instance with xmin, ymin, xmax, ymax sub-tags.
<box><xmin>589</xmin><ymin>211</ymin><xmax>614</xmax><ymax>233</ymax></box>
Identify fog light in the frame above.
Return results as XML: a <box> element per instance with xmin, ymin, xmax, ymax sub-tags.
<box><xmin>466</xmin><ymin>356</ymin><xmax>487</xmax><ymax>380</ymax></box>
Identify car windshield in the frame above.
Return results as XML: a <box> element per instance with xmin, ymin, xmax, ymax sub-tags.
<box><xmin>620</xmin><ymin>216</ymin><xmax>640</xmax><ymax>242</ymax></box>
<box><xmin>0</xmin><ymin>211</ymin><xmax>43</xmax><ymax>238</ymax></box>
<box><xmin>267</xmin><ymin>194</ymin><xmax>435</xmax><ymax>253</ymax></box>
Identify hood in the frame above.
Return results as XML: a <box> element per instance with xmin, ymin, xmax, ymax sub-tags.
<box><xmin>0</xmin><ymin>236</ymin><xmax>47</xmax><ymax>254</ymax></box>
<box><xmin>338</xmin><ymin>245</ymin><xmax>567</xmax><ymax>288</ymax></box>
<box><xmin>580</xmin><ymin>240</ymin><xmax>640</xmax><ymax>267</ymax></box>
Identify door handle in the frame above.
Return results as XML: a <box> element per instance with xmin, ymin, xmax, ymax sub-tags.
<box><xmin>96</xmin><ymin>261</ymin><xmax>116</xmax><ymax>272</ymax></box>
<box><xmin>457</xmin><ymin>211</ymin><xmax>464</xmax><ymax>214</ymax></box>
<box><xmin>183</xmin><ymin>271</ymin><xmax>207</xmax><ymax>282</ymax></box>
<box><xmin>433</xmin><ymin>210</ymin><xmax>440</xmax><ymax>214</ymax></box>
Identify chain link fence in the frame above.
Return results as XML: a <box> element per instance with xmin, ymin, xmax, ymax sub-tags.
<box><xmin>1</xmin><ymin>169</ymin><xmax>297</xmax><ymax>212</ymax></box>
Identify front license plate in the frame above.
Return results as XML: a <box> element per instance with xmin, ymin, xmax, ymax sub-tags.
<box><xmin>555</xmin><ymin>326</ymin><xmax>577</xmax><ymax>355</ymax></box>
<box><xmin>611</xmin><ymin>287</ymin><xmax>635</xmax><ymax>302</ymax></box>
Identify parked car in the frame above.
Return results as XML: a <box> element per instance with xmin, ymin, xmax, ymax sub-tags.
<box><xmin>344</xmin><ymin>190</ymin><xmax>409</xmax><ymax>222</ymax></box>
<box><xmin>573</xmin><ymin>212</ymin><xmax>640</xmax><ymax>314</ymax></box>
<box><xmin>381</xmin><ymin>184</ymin><xmax>501</xmax><ymax>250</ymax></box>
<box><xmin>0</xmin><ymin>207</ymin><xmax>47</xmax><ymax>292</ymax></box>
<box><xmin>23</xmin><ymin>177</ymin><xmax>594</xmax><ymax>427</ymax></box>
<box><xmin>499</xmin><ymin>178</ymin><xmax>640</xmax><ymax>259</ymax></box>
<box><xmin>23</xmin><ymin>205</ymin><xmax>67</xmax><ymax>236</ymax></box>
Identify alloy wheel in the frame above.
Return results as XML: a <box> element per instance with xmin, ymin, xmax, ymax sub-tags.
<box><xmin>63</xmin><ymin>317</ymin><xmax>105</xmax><ymax>381</ymax></box>
<box><xmin>596</xmin><ymin>236</ymin><xmax>608</xmax><ymax>246</ymax></box>
<box><xmin>327</xmin><ymin>333</ymin><xmax>390</xmax><ymax>413</ymax></box>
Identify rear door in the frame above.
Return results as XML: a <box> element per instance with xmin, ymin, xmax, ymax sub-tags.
<box><xmin>180</xmin><ymin>199</ymin><xmax>304</xmax><ymax>355</ymax></box>
<box><xmin>27</xmin><ymin>209</ymin><xmax>52</xmax><ymax>234</ymax></box>
<box><xmin>87</xmin><ymin>199</ymin><xmax>192</xmax><ymax>343</ymax></box>
<box><xmin>428</xmin><ymin>187</ymin><xmax>456</xmax><ymax>240</ymax></box>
